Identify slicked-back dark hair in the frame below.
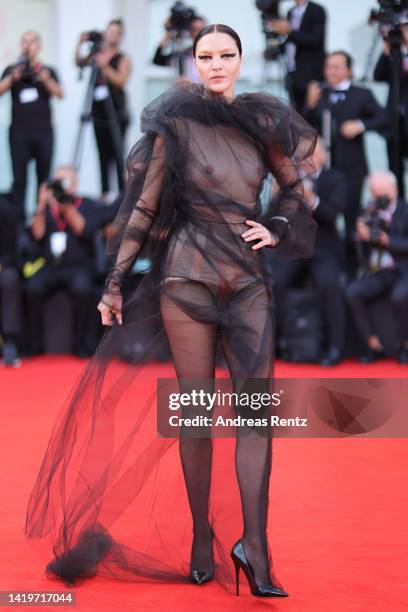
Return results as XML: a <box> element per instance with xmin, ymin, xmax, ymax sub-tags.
<box><xmin>192</xmin><ymin>24</ymin><xmax>242</xmax><ymax>58</ymax></box>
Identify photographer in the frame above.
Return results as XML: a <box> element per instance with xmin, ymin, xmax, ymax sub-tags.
<box><xmin>75</xmin><ymin>19</ymin><xmax>132</xmax><ymax>197</ymax></box>
<box><xmin>304</xmin><ymin>51</ymin><xmax>388</xmax><ymax>270</ymax></box>
<box><xmin>26</xmin><ymin>166</ymin><xmax>105</xmax><ymax>357</ymax></box>
<box><xmin>373</xmin><ymin>22</ymin><xmax>408</xmax><ymax>198</ymax></box>
<box><xmin>152</xmin><ymin>7</ymin><xmax>206</xmax><ymax>82</ymax></box>
<box><xmin>268</xmin><ymin>0</ymin><xmax>326</xmax><ymax>113</ymax></box>
<box><xmin>346</xmin><ymin>171</ymin><xmax>408</xmax><ymax>363</ymax></box>
<box><xmin>0</xmin><ymin>31</ymin><xmax>63</xmax><ymax>224</ymax></box>
<box><xmin>271</xmin><ymin>139</ymin><xmax>348</xmax><ymax>366</ymax></box>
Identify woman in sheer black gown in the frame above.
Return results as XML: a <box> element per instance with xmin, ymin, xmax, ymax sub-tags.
<box><xmin>25</xmin><ymin>25</ymin><xmax>317</xmax><ymax>598</ymax></box>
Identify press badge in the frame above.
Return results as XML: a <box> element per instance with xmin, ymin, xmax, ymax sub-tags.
<box><xmin>19</xmin><ymin>87</ymin><xmax>39</xmax><ymax>104</ymax></box>
<box><xmin>94</xmin><ymin>85</ymin><xmax>109</xmax><ymax>101</ymax></box>
<box><xmin>50</xmin><ymin>232</ymin><xmax>67</xmax><ymax>258</ymax></box>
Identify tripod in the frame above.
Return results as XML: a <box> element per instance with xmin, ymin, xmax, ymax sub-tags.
<box><xmin>261</xmin><ymin>48</ymin><xmax>295</xmax><ymax>104</ymax></box>
<box><xmin>168</xmin><ymin>32</ymin><xmax>191</xmax><ymax>78</ymax></box>
<box><xmin>73</xmin><ymin>60</ymin><xmax>124</xmax><ymax>189</ymax></box>
<box><xmin>360</xmin><ymin>27</ymin><xmax>381</xmax><ymax>83</ymax></box>
<box><xmin>387</xmin><ymin>30</ymin><xmax>404</xmax><ymax>193</ymax></box>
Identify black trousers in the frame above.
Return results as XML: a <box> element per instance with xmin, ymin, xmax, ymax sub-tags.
<box><xmin>346</xmin><ymin>268</ymin><xmax>408</xmax><ymax>343</ymax></box>
<box><xmin>286</xmin><ymin>73</ymin><xmax>307</xmax><ymax>116</ymax></box>
<box><xmin>25</xmin><ymin>264</ymin><xmax>95</xmax><ymax>353</ymax></box>
<box><xmin>93</xmin><ymin>116</ymin><xmax>127</xmax><ymax>194</ymax></box>
<box><xmin>386</xmin><ymin>120</ymin><xmax>408</xmax><ymax>200</ymax></box>
<box><xmin>0</xmin><ymin>267</ymin><xmax>22</xmax><ymax>339</ymax></box>
<box><xmin>339</xmin><ymin>169</ymin><xmax>365</xmax><ymax>277</ymax></box>
<box><xmin>271</xmin><ymin>254</ymin><xmax>346</xmax><ymax>352</ymax></box>
<box><xmin>9</xmin><ymin>125</ymin><xmax>53</xmax><ymax>223</ymax></box>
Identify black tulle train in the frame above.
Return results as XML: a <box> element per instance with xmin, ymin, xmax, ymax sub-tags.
<box><xmin>25</xmin><ymin>81</ymin><xmax>317</xmax><ymax>594</ymax></box>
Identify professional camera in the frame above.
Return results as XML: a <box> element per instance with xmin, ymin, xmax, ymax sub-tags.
<box><xmin>361</xmin><ymin>197</ymin><xmax>391</xmax><ymax>242</ymax></box>
<box><xmin>166</xmin><ymin>1</ymin><xmax>196</xmax><ymax>36</ymax></box>
<box><xmin>15</xmin><ymin>54</ymin><xmax>38</xmax><ymax>85</ymax></box>
<box><xmin>85</xmin><ymin>30</ymin><xmax>104</xmax><ymax>55</ymax></box>
<box><xmin>255</xmin><ymin>0</ymin><xmax>283</xmax><ymax>60</ymax></box>
<box><xmin>46</xmin><ymin>179</ymin><xmax>76</xmax><ymax>205</ymax></box>
<box><xmin>370</xmin><ymin>0</ymin><xmax>408</xmax><ymax>43</ymax></box>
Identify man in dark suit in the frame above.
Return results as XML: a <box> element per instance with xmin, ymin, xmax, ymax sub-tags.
<box><xmin>271</xmin><ymin>139</ymin><xmax>348</xmax><ymax>365</ymax></box>
<box><xmin>346</xmin><ymin>171</ymin><xmax>408</xmax><ymax>363</ymax></box>
<box><xmin>304</xmin><ymin>51</ymin><xmax>388</xmax><ymax>269</ymax></box>
<box><xmin>269</xmin><ymin>0</ymin><xmax>326</xmax><ymax>113</ymax></box>
<box><xmin>373</xmin><ymin>25</ymin><xmax>408</xmax><ymax>198</ymax></box>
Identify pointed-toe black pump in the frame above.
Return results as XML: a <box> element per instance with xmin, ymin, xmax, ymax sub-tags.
<box><xmin>189</xmin><ymin>567</ymin><xmax>215</xmax><ymax>585</ymax></box>
<box><xmin>189</xmin><ymin>528</ymin><xmax>215</xmax><ymax>585</ymax></box>
<box><xmin>231</xmin><ymin>539</ymin><xmax>288</xmax><ymax>598</ymax></box>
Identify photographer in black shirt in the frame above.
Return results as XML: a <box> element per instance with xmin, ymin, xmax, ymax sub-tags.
<box><xmin>0</xmin><ymin>31</ymin><xmax>63</xmax><ymax>224</ymax></box>
<box><xmin>26</xmin><ymin>166</ymin><xmax>104</xmax><ymax>357</ymax></box>
<box><xmin>75</xmin><ymin>19</ymin><xmax>132</xmax><ymax>197</ymax></box>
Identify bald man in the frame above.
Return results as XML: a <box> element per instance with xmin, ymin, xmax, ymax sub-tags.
<box><xmin>346</xmin><ymin>171</ymin><xmax>408</xmax><ymax>363</ymax></box>
<box><xmin>0</xmin><ymin>31</ymin><xmax>63</xmax><ymax>223</ymax></box>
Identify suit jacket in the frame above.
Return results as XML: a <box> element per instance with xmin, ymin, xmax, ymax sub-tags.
<box><xmin>304</xmin><ymin>85</ymin><xmax>387</xmax><ymax>175</ymax></box>
<box><xmin>361</xmin><ymin>199</ymin><xmax>408</xmax><ymax>276</ymax></box>
<box><xmin>387</xmin><ymin>198</ymin><xmax>408</xmax><ymax>276</ymax></box>
<box><xmin>286</xmin><ymin>1</ymin><xmax>326</xmax><ymax>89</ymax></box>
<box><xmin>313</xmin><ymin>167</ymin><xmax>347</xmax><ymax>258</ymax></box>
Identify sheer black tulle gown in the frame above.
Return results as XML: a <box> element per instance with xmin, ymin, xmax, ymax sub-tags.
<box><xmin>25</xmin><ymin>81</ymin><xmax>317</xmax><ymax>594</ymax></box>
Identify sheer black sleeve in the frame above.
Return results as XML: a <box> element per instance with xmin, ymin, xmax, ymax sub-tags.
<box><xmin>100</xmin><ymin>134</ymin><xmax>166</xmax><ymax>307</ymax></box>
<box><xmin>249</xmin><ymin>93</ymin><xmax>318</xmax><ymax>259</ymax></box>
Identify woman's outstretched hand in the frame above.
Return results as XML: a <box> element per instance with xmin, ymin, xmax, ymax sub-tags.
<box><xmin>97</xmin><ymin>294</ymin><xmax>123</xmax><ymax>326</ymax></box>
<box><xmin>242</xmin><ymin>220</ymin><xmax>280</xmax><ymax>250</ymax></box>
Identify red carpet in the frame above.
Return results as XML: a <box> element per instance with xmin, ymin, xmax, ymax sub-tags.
<box><xmin>0</xmin><ymin>356</ymin><xmax>407</xmax><ymax>611</ymax></box>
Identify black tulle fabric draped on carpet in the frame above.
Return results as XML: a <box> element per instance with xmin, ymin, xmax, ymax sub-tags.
<box><xmin>25</xmin><ymin>81</ymin><xmax>317</xmax><ymax>594</ymax></box>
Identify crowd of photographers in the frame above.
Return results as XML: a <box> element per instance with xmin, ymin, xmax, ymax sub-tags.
<box><xmin>1</xmin><ymin>0</ymin><xmax>408</xmax><ymax>368</ymax></box>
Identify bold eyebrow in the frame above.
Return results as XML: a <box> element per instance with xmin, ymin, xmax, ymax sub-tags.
<box><xmin>196</xmin><ymin>49</ymin><xmax>237</xmax><ymax>54</ymax></box>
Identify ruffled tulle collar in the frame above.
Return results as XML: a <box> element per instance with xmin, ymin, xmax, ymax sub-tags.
<box><xmin>175</xmin><ymin>81</ymin><xmax>238</xmax><ymax>107</ymax></box>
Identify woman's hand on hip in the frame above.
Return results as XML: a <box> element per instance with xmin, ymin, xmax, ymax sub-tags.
<box><xmin>242</xmin><ymin>220</ymin><xmax>280</xmax><ymax>250</ymax></box>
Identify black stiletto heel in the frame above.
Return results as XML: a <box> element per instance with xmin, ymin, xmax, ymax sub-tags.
<box><xmin>189</xmin><ymin>527</ymin><xmax>215</xmax><ymax>585</ymax></box>
<box><xmin>230</xmin><ymin>539</ymin><xmax>288</xmax><ymax>598</ymax></box>
<box><xmin>234</xmin><ymin>555</ymin><xmax>241</xmax><ymax>595</ymax></box>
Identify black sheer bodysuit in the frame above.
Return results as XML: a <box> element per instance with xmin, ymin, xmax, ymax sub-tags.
<box><xmin>25</xmin><ymin>82</ymin><xmax>317</xmax><ymax>593</ymax></box>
